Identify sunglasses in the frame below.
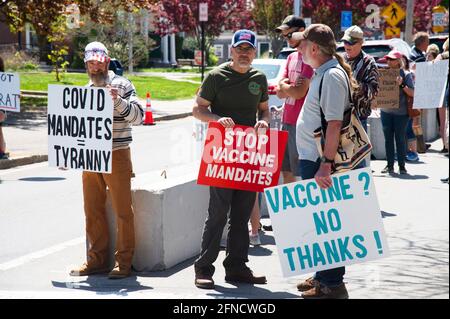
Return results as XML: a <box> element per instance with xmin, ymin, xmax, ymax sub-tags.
<box><xmin>234</xmin><ymin>46</ymin><xmax>254</xmax><ymax>54</ymax></box>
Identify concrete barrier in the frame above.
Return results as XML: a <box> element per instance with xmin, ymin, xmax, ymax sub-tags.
<box><xmin>104</xmin><ymin>166</ymin><xmax>209</xmax><ymax>271</ymax></box>
<box><xmin>367</xmin><ymin>109</ymin><xmax>439</xmax><ymax>160</ymax></box>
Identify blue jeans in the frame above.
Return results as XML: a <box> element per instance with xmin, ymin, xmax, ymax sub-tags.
<box><xmin>381</xmin><ymin>112</ymin><xmax>409</xmax><ymax>168</ymax></box>
<box><xmin>406</xmin><ymin>118</ymin><xmax>416</xmax><ymax>143</ymax></box>
<box><xmin>297</xmin><ymin>159</ymin><xmax>365</xmax><ymax>287</ymax></box>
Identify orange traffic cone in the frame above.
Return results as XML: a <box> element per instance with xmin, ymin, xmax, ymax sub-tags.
<box><xmin>143</xmin><ymin>92</ymin><xmax>155</xmax><ymax>125</ymax></box>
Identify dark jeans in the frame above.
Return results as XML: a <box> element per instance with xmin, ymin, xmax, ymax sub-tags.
<box><xmin>194</xmin><ymin>187</ymin><xmax>256</xmax><ymax>277</ymax></box>
<box><xmin>381</xmin><ymin>112</ymin><xmax>409</xmax><ymax>168</ymax></box>
<box><xmin>360</xmin><ymin>118</ymin><xmax>368</xmax><ymax>168</ymax></box>
<box><xmin>297</xmin><ymin>159</ymin><xmax>345</xmax><ymax>287</ymax></box>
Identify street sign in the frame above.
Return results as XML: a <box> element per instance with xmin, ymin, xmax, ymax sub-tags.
<box><xmin>432</xmin><ymin>5</ymin><xmax>448</xmax><ymax>34</ymax></box>
<box><xmin>384</xmin><ymin>26</ymin><xmax>401</xmax><ymax>39</ymax></box>
<box><xmin>199</xmin><ymin>3</ymin><xmax>208</xmax><ymax>22</ymax></box>
<box><xmin>194</xmin><ymin>50</ymin><xmax>204</xmax><ymax>66</ymax></box>
<box><xmin>341</xmin><ymin>11</ymin><xmax>352</xmax><ymax>31</ymax></box>
<box><xmin>381</xmin><ymin>2</ymin><xmax>406</xmax><ymax>27</ymax></box>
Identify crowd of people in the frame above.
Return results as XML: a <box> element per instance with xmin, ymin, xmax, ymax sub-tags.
<box><xmin>1</xmin><ymin>16</ymin><xmax>447</xmax><ymax>299</ymax></box>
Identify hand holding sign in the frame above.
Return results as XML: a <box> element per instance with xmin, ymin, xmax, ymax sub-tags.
<box><xmin>217</xmin><ymin>117</ymin><xmax>235</xmax><ymax>128</ymax></box>
<box><xmin>106</xmin><ymin>85</ymin><xmax>120</xmax><ymax>103</ymax></box>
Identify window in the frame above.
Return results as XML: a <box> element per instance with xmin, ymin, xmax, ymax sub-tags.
<box><xmin>214</xmin><ymin>44</ymin><xmax>224</xmax><ymax>58</ymax></box>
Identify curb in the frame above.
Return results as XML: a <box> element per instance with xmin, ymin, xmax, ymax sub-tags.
<box><xmin>0</xmin><ymin>155</ymin><xmax>48</xmax><ymax>170</ymax></box>
<box><xmin>154</xmin><ymin>112</ymin><xmax>192</xmax><ymax>122</ymax></box>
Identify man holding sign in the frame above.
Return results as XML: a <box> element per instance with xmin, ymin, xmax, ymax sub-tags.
<box><xmin>192</xmin><ymin>30</ymin><xmax>270</xmax><ymax>289</ymax></box>
<box><xmin>293</xmin><ymin>24</ymin><xmax>361</xmax><ymax>298</ymax></box>
<box><xmin>69</xmin><ymin>42</ymin><xmax>143</xmax><ymax>279</ymax></box>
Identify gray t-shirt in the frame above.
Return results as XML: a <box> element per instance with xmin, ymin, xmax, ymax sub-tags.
<box><xmin>296</xmin><ymin>58</ymin><xmax>351</xmax><ymax>162</ymax></box>
<box><xmin>380</xmin><ymin>69</ymin><xmax>414</xmax><ymax>116</ymax></box>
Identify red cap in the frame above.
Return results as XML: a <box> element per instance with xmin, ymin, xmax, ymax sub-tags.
<box><xmin>384</xmin><ymin>50</ymin><xmax>404</xmax><ymax>60</ymax></box>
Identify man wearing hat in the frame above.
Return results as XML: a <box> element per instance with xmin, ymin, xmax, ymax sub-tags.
<box><xmin>192</xmin><ymin>30</ymin><xmax>269</xmax><ymax>289</ymax></box>
<box><xmin>341</xmin><ymin>25</ymin><xmax>379</xmax><ymax>167</ymax></box>
<box><xmin>275</xmin><ymin>16</ymin><xmax>314</xmax><ymax>183</ymax></box>
<box><xmin>70</xmin><ymin>41</ymin><xmax>144</xmax><ymax>279</ymax></box>
<box><xmin>293</xmin><ymin>24</ymin><xmax>361</xmax><ymax>299</ymax></box>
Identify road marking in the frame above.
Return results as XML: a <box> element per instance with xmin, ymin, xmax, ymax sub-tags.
<box><xmin>0</xmin><ymin>237</ymin><xmax>85</xmax><ymax>271</ymax></box>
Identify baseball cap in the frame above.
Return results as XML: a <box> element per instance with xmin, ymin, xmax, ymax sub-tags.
<box><xmin>84</xmin><ymin>41</ymin><xmax>109</xmax><ymax>63</ymax></box>
<box><xmin>292</xmin><ymin>24</ymin><xmax>336</xmax><ymax>50</ymax></box>
<box><xmin>384</xmin><ymin>49</ymin><xmax>404</xmax><ymax>60</ymax></box>
<box><xmin>275</xmin><ymin>15</ymin><xmax>306</xmax><ymax>32</ymax></box>
<box><xmin>341</xmin><ymin>25</ymin><xmax>364</xmax><ymax>44</ymax></box>
<box><xmin>231</xmin><ymin>30</ymin><xmax>257</xmax><ymax>48</ymax></box>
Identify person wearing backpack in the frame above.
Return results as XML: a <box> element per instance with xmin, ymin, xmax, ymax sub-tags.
<box><xmin>292</xmin><ymin>24</ymin><xmax>359</xmax><ymax>299</ymax></box>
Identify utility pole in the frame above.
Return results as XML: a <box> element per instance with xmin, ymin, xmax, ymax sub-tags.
<box><xmin>405</xmin><ymin>0</ymin><xmax>414</xmax><ymax>45</ymax></box>
<box><xmin>128</xmin><ymin>11</ymin><xmax>134</xmax><ymax>74</ymax></box>
<box><xmin>294</xmin><ymin>0</ymin><xmax>302</xmax><ymax>17</ymax></box>
<box><xmin>199</xmin><ymin>3</ymin><xmax>208</xmax><ymax>82</ymax></box>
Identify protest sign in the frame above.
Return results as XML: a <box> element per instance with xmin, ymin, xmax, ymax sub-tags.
<box><xmin>264</xmin><ymin>168</ymin><xmax>389</xmax><ymax>277</ymax></box>
<box><xmin>0</xmin><ymin>72</ymin><xmax>20</xmax><ymax>112</ymax></box>
<box><xmin>374</xmin><ymin>69</ymin><xmax>399</xmax><ymax>109</ymax></box>
<box><xmin>197</xmin><ymin>122</ymin><xmax>288</xmax><ymax>192</ymax></box>
<box><xmin>47</xmin><ymin>85</ymin><xmax>113</xmax><ymax>173</ymax></box>
<box><xmin>413</xmin><ymin>60</ymin><xmax>449</xmax><ymax>109</ymax></box>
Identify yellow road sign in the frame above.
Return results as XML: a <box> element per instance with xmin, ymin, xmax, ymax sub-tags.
<box><xmin>385</xmin><ymin>26</ymin><xmax>401</xmax><ymax>39</ymax></box>
<box><xmin>382</xmin><ymin>2</ymin><xmax>406</xmax><ymax>27</ymax></box>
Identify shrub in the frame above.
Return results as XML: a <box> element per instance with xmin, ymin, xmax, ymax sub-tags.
<box><xmin>1</xmin><ymin>51</ymin><xmax>39</xmax><ymax>71</ymax></box>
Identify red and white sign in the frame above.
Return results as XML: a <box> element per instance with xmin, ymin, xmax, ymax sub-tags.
<box><xmin>199</xmin><ymin>3</ymin><xmax>208</xmax><ymax>22</ymax></box>
<box><xmin>197</xmin><ymin>122</ymin><xmax>288</xmax><ymax>192</ymax></box>
<box><xmin>194</xmin><ymin>50</ymin><xmax>204</xmax><ymax>66</ymax></box>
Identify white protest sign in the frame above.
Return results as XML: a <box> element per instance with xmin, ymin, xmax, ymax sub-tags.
<box><xmin>47</xmin><ymin>85</ymin><xmax>113</xmax><ymax>173</ymax></box>
<box><xmin>413</xmin><ymin>60</ymin><xmax>449</xmax><ymax>109</ymax></box>
<box><xmin>0</xmin><ymin>72</ymin><xmax>20</xmax><ymax>112</ymax></box>
<box><xmin>264</xmin><ymin>168</ymin><xmax>389</xmax><ymax>277</ymax></box>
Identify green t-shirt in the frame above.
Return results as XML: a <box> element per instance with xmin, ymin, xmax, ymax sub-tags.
<box><xmin>199</xmin><ymin>62</ymin><xmax>269</xmax><ymax>127</ymax></box>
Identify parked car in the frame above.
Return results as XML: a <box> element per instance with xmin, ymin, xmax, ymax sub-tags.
<box><xmin>276</xmin><ymin>47</ymin><xmax>296</xmax><ymax>59</ymax></box>
<box><xmin>251</xmin><ymin>58</ymin><xmax>287</xmax><ymax>108</ymax></box>
<box><xmin>429</xmin><ymin>34</ymin><xmax>449</xmax><ymax>52</ymax></box>
<box><xmin>109</xmin><ymin>58</ymin><xmax>124</xmax><ymax>75</ymax></box>
<box><xmin>337</xmin><ymin>38</ymin><xmax>412</xmax><ymax>63</ymax></box>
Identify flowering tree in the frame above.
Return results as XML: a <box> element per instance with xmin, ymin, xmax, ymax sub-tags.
<box><xmin>302</xmin><ymin>0</ymin><xmax>445</xmax><ymax>36</ymax></box>
<box><xmin>151</xmin><ymin>0</ymin><xmax>254</xmax><ymax>52</ymax></box>
<box><xmin>251</xmin><ymin>0</ymin><xmax>294</xmax><ymax>57</ymax></box>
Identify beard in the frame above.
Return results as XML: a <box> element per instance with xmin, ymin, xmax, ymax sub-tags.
<box><xmin>88</xmin><ymin>69</ymin><xmax>109</xmax><ymax>87</ymax></box>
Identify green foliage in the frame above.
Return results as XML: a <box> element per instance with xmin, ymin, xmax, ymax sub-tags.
<box><xmin>208</xmin><ymin>51</ymin><xmax>219</xmax><ymax>66</ymax></box>
<box><xmin>46</xmin><ymin>16</ymin><xmax>70</xmax><ymax>81</ymax></box>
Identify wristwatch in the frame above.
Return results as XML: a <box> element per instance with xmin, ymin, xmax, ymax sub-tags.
<box><xmin>320</xmin><ymin>156</ymin><xmax>334</xmax><ymax>164</ymax></box>
<box><xmin>399</xmin><ymin>83</ymin><xmax>406</xmax><ymax>89</ymax></box>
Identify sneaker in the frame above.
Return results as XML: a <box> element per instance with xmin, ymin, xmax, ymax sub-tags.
<box><xmin>0</xmin><ymin>152</ymin><xmax>9</xmax><ymax>160</ymax></box>
<box><xmin>406</xmin><ymin>152</ymin><xmax>419</xmax><ymax>162</ymax></box>
<box><xmin>225</xmin><ymin>267</ymin><xmax>267</xmax><ymax>284</ymax></box>
<box><xmin>297</xmin><ymin>276</ymin><xmax>319</xmax><ymax>292</ymax></box>
<box><xmin>381</xmin><ymin>166</ymin><xmax>394</xmax><ymax>174</ymax></box>
<box><xmin>441</xmin><ymin>177</ymin><xmax>449</xmax><ymax>183</ymax></box>
<box><xmin>69</xmin><ymin>263</ymin><xmax>109</xmax><ymax>276</ymax></box>
<box><xmin>249</xmin><ymin>233</ymin><xmax>261</xmax><ymax>246</ymax></box>
<box><xmin>302</xmin><ymin>283</ymin><xmax>349</xmax><ymax>299</ymax></box>
<box><xmin>440</xmin><ymin>147</ymin><xmax>448</xmax><ymax>153</ymax></box>
<box><xmin>262</xmin><ymin>224</ymin><xmax>273</xmax><ymax>231</ymax></box>
<box><xmin>108</xmin><ymin>264</ymin><xmax>131</xmax><ymax>279</ymax></box>
<box><xmin>399</xmin><ymin>166</ymin><xmax>408</xmax><ymax>175</ymax></box>
<box><xmin>195</xmin><ymin>274</ymin><xmax>215</xmax><ymax>289</ymax></box>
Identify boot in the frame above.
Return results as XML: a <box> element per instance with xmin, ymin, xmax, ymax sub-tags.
<box><xmin>416</xmin><ymin>134</ymin><xmax>427</xmax><ymax>154</ymax></box>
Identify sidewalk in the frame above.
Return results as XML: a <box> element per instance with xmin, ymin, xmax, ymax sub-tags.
<box><xmin>0</xmin><ymin>98</ymin><xmax>194</xmax><ymax>170</ymax></box>
<box><xmin>0</xmin><ymin>141</ymin><xmax>448</xmax><ymax>299</ymax></box>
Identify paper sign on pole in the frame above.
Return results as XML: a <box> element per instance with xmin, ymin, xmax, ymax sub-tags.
<box><xmin>197</xmin><ymin>122</ymin><xmax>288</xmax><ymax>193</ymax></box>
<box><xmin>413</xmin><ymin>60</ymin><xmax>449</xmax><ymax>109</ymax></box>
<box><xmin>0</xmin><ymin>72</ymin><xmax>20</xmax><ymax>112</ymax></box>
<box><xmin>264</xmin><ymin>168</ymin><xmax>390</xmax><ymax>277</ymax></box>
<box><xmin>47</xmin><ymin>85</ymin><xmax>113</xmax><ymax>173</ymax></box>
<box><xmin>374</xmin><ymin>69</ymin><xmax>400</xmax><ymax>109</ymax></box>
<box><xmin>199</xmin><ymin>3</ymin><xmax>208</xmax><ymax>22</ymax></box>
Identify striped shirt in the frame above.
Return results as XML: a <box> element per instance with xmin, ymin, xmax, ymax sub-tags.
<box><xmin>88</xmin><ymin>71</ymin><xmax>144</xmax><ymax>151</ymax></box>
<box><xmin>345</xmin><ymin>51</ymin><xmax>380</xmax><ymax>120</ymax></box>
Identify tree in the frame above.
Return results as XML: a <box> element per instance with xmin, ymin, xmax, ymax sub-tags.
<box><xmin>251</xmin><ymin>0</ymin><xmax>294</xmax><ymax>57</ymax></box>
<box><xmin>302</xmin><ymin>0</ymin><xmax>445</xmax><ymax>37</ymax></box>
<box><xmin>151</xmin><ymin>1</ymin><xmax>254</xmax><ymax>55</ymax></box>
